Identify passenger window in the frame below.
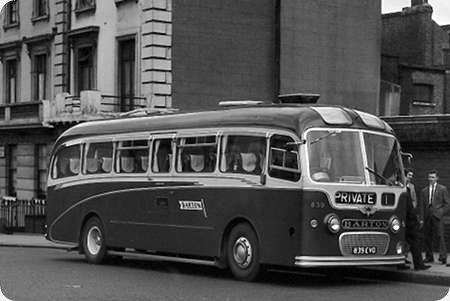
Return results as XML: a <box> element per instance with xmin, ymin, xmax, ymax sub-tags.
<box><xmin>52</xmin><ymin>144</ymin><xmax>81</xmax><ymax>179</ymax></box>
<box><xmin>176</xmin><ymin>136</ymin><xmax>217</xmax><ymax>173</ymax></box>
<box><xmin>116</xmin><ymin>139</ymin><xmax>149</xmax><ymax>173</ymax></box>
<box><xmin>84</xmin><ymin>142</ymin><xmax>113</xmax><ymax>174</ymax></box>
<box><xmin>152</xmin><ymin>138</ymin><xmax>173</xmax><ymax>173</ymax></box>
<box><xmin>269</xmin><ymin>135</ymin><xmax>301</xmax><ymax>181</ymax></box>
<box><xmin>219</xmin><ymin>135</ymin><xmax>266</xmax><ymax>175</ymax></box>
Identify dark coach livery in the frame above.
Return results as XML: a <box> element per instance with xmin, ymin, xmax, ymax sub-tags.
<box><xmin>45</xmin><ymin>103</ymin><xmax>407</xmax><ymax>280</ymax></box>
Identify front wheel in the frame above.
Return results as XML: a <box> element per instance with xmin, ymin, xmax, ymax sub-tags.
<box><xmin>82</xmin><ymin>217</ymin><xmax>107</xmax><ymax>264</ymax></box>
<box><xmin>226</xmin><ymin>223</ymin><xmax>261</xmax><ymax>281</ymax></box>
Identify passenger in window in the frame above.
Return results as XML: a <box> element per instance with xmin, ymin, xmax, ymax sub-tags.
<box><xmin>205</xmin><ymin>147</ymin><xmax>216</xmax><ymax>172</ymax></box>
<box><xmin>227</xmin><ymin>145</ymin><xmax>242</xmax><ymax>173</ymax></box>
<box><xmin>156</xmin><ymin>142</ymin><xmax>171</xmax><ymax>172</ymax></box>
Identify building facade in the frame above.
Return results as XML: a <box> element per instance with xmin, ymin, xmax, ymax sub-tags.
<box><xmin>0</xmin><ymin>0</ymin><xmax>381</xmax><ymax>203</ymax></box>
<box><xmin>381</xmin><ymin>0</ymin><xmax>450</xmax><ymax>190</ymax></box>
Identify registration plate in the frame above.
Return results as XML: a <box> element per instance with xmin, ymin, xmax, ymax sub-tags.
<box><xmin>352</xmin><ymin>246</ymin><xmax>377</xmax><ymax>255</ymax></box>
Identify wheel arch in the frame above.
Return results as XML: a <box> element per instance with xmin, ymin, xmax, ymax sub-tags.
<box><xmin>218</xmin><ymin>216</ymin><xmax>259</xmax><ymax>267</ymax></box>
<box><xmin>78</xmin><ymin>211</ymin><xmax>102</xmax><ymax>253</ymax></box>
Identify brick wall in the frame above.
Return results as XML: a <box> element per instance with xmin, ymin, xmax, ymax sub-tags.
<box><xmin>280</xmin><ymin>0</ymin><xmax>381</xmax><ymax>114</ymax></box>
<box><xmin>399</xmin><ymin>67</ymin><xmax>446</xmax><ymax>115</ymax></box>
<box><xmin>382</xmin><ymin>8</ymin><xmax>432</xmax><ymax>66</ymax></box>
<box><xmin>172</xmin><ymin>0</ymin><xmax>277</xmax><ymax>110</ymax></box>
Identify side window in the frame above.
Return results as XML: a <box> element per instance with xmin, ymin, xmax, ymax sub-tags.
<box><xmin>51</xmin><ymin>144</ymin><xmax>81</xmax><ymax>179</ymax></box>
<box><xmin>220</xmin><ymin>135</ymin><xmax>266</xmax><ymax>175</ymax></box>
<box><xmin>176</xmin><ymin>136</ymin><xmax>217</xmax><ymax>173</ymax></box>
<box><xmin>116</xmin><ymin>139</ymin><xmax>149</xmax><ymax>174</ymax></box>
<box><xmin>152</xmin><ymin>138</ymin><xmax>173</xmax><ymax>173</ymax></box>
<box><xmin>84</xmin><ymin>142</ymin><xmax>113</xmax><ymax>174</ymax></box>
<box><xmin>269</xmin><ymin>134</ymin><xmax>301</xmax><ymax>182</ymax></box>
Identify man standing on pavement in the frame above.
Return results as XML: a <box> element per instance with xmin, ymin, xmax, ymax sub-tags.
<box><xmin>402</xmin><ymin>169</ymin><xmax>430</xmax><ymax>270</ymax></box>
<box><xmin>421</xmin><ymin>170</ymin><xmax>450</xmax><ymax>265</ymax></box>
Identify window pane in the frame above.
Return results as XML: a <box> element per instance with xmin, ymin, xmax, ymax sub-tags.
<box><xmin>116</xmin><ymin>140</ymin><xmax>149</xmax><ymax>173</ymax></box>
<box><xmin>85</xmin><ymin>142</ymin><xmax>113</xmax><ymax>174</ymax></box>
<box><xmin>152</xmin><ymin>139</ymin><xmax>172</xmax><ymax>173</ymax></box>
<box><xmin>364</xmin><ymin>133</ymin><xmax>403</xmax><ymax>186</ymax></box>
<box><xmin>307</xmin><ymin>130</ymin><xmax>364</xmax><ymax>183</ymax></box>
<box><xmin>176</xmin><ymin>136</ymin><xmax>217</xmax><ymax>173</ymax></box>
<box><xmin>413</xmin><ymin>84</ymin><xmax>433</xmax><ymax>103</ymax></box>
<box><xmin>52</xmin><ymin>145</ymin><xmax>81</xmax><ymax>179</ymax></box>
<box><xmin>220</xmin><ymin>135</ymin><xmax>266</xmax><ymax>175</ymax></box>
<box><xmin>269</xmin><ymin>135</ymin><xmax>300</xmax><ymax>181</ymax></box>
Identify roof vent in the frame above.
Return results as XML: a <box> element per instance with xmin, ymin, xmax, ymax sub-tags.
<box><xmin>278</xmin><ymin>93</ymin><xmax>320</xmax><ymax>104</ymax></box>
<box><xmin>219</xmin><ymin>100</ymin><xmax>263</xmax><ymax>107</ymax></box>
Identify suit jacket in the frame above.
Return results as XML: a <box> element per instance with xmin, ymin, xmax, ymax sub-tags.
<box><xmin>420</xmin><ymin>183</ymin><xmax>450</xmax><ymax>219</ymax></box>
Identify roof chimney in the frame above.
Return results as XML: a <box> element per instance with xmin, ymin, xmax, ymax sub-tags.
<box><xmin>411</xmin><ymin>0</ymin><xmax>428</xmax><ymax>6</ymax></box>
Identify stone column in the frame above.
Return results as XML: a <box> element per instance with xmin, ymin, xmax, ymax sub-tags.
<box><xmin>141</xmin><ymin>0</ymin><xmax>172</xmax><ymax>108</ymax></box>
<box><xmin>53</xmin><ymin>0</ymin><xmax>70</xmax><ymax>95</ymax></box>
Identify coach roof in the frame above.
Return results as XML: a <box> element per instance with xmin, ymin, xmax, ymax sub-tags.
<box><xmin>55</xmin><ymin>105</ymin><xmax>394</xmax><ymax>144</ymax></box>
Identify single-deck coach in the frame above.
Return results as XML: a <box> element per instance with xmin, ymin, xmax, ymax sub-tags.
<box><xmin>46</xmin><ymin>102</ymin><xmax>407</xmax><ymax>280</ymax></box>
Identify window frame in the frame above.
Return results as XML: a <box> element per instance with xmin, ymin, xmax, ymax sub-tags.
<box><xmin>75</xmin><ymin>0</ymin><xmax>96</xmax><ymax>15</ymax></box>
<box><xmin>6</xmin><ymin>144</ymin><xmax>18</xmax><ymax>197</ymax></box>
<box><xmin>50</xmin><ymin>143</ymin><xmax>83</xmax><ymax>180</ymax></box>
<box><xmin>4</xmin><ymin>0</ymin><xmax>19</xmax><ymax>29</ymax></box>
<box><xmin>412</xmin><ymin>83</ymin><xmax>434</xmax><ymax>104</ymax></box>
<box><xmin>4</xmin><ymin>57</ymin><xmax>19</xmax><ymax>104</ymax></box>
<box><xmin>175</xmin><ymin>133</ymin><xmax>219</xmax><ymax>174</ymax></box>
<box><xmin>32</xmin><ymin>0</ymin><xmax>49</xmax><ymax>22</ymax></box>
<box><xmin>35</xmin><ymin>144</ymin><xmax>48</xmax><ymax>198</ymax></box>
<box><xmin>114</xmin><ymin>138</ymin><xmax>151</xmax><ymax>175</ymax></box>
<box><xmin>151</xmin><ymin>136</ymin><xmax>175</xmax><ymax>174</ymax></box>
<box><xmin>218</xmin><ymin>132</ymin><xmax>268</xmax><ymax>176</ymax></box>
<box><xmin>82</xmin><ymin>141</ymin><xmax>115</xmax><ymax>175</ymax></box>
<box><xmin>268</xmin><ymin>133</ymin><xmax>302</xmax><ymax>182</ymax></box>
<box><xmin>31</xmin><ymin>52</ymin><xmax>48</xmax><ymax>101</ymax></box>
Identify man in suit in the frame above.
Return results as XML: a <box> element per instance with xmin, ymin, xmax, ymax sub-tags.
<box><xmin>421</xmin><ymin>170</ymin><xmax>450</xmax><ymax>264</ymax></box>
<box><xmin>401</xmin><ymin>169</ymin><xmax>430</xmax><ymax>270</ymax></box>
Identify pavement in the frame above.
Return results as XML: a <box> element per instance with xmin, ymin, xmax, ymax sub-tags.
<box><xmin>1</xmin><ymin>233</ymin><xmax>450</xmax><ymax>287</ymax></box>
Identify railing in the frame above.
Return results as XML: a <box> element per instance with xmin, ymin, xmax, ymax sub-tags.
<box><xmin>0</xmin><ymin>101</ymin><xmax>42</xmax><ymax>123</ymax></box>
<box><xmin>0</xmin><ymin>196</ymin><xmax>46</xmax><ymax>233</ymax></box>
<box><xmin>101</xmin><ymin>95</ymin><xmax>147</xmax><ymax>113</ymax></box>
<box><xmin>43</xmin><ymin>91</ymin><xmax>149</xmax><ymax>124</ymax></box>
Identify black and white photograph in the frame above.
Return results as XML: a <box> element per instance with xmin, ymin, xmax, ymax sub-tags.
<box><xmin>0</xmin><ymin>0</ymin><xmax>449</xmax><ymax>300</ymax></box>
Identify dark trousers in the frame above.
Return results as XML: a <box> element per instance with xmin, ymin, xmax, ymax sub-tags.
<box><xmin>423</xmin><ymin>214</ymin><xmax>447</xmax><ymax>261</ymax></box>
<box><xmin>406</xmin><ymin>224</ymin><xmax>425</xmax><ymax>268</ymax></box>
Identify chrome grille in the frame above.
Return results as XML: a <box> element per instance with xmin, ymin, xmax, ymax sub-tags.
<box><xmin>339</xmin><ymin>232</ymin><xmax>390</xmax><ymax>256</ymax></box>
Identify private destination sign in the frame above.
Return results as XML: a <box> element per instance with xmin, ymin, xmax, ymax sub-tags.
<box><xmin>335</xmin><ymin>191</ymin><xmax>376</xmax><ymax>205</ymax></box>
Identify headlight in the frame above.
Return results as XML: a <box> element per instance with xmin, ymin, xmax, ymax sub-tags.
<box><xmin>325</xmin><ymin>214</ymin><xmax>340</xmax><ymax>234</ymax></box>
<box><xmin>390</xmin><ymin>216</ymin><xmax>401</xmax><ymax>233</ymax></box>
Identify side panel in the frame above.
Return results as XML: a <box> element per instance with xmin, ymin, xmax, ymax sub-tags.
<box><xmin>46</xmin><ymin>179</ymin><xmax>304</xmax><ymax>266</ymax></box>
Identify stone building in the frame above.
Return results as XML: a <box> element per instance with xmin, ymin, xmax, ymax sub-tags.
<box><xmin>0</xmin><ymin>0</ymin><xmax>381</xmax><ymax>201</ymax></box>
<box><xmin>381</xmin><ymin>0</ymin><xmax>450</xmax><ymax>189</ymax></box>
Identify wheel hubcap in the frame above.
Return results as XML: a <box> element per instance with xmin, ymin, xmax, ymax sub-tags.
<box><xmin>87</xmin><ymin>226</ymin><xmax>102</xmax><ymax>255</ymax></box>
<box><xmin>233</xmin><ymin>237</ymin><xmax>252</xmax><ymax>268</ymax></box>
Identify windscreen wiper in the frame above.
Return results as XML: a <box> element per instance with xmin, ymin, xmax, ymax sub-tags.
<box><xmin>365</xmin><ymin>166</ymin><xmax>394</xmax><ymax>186</ymax></box>
<box><xmin>309</xmin><ymin>131</ymin><xmax>340</xmax><ymax>145</ymax></box>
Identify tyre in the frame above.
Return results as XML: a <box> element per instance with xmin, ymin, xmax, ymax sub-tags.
<box><xmin>82</xmin><ymin>217</ymin><xmax>107</xmax><ymax>264</ymax></box>
<box><xmin>226</xmin><ymin>223</ymin><xmax>261</xmax><ymax>281</ymax></box>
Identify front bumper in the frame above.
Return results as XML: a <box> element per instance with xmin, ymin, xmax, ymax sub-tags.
<box><xmin>295</xmin><ymin>255</ymin><xmax>405</xmax><ymax>267</ymax></box>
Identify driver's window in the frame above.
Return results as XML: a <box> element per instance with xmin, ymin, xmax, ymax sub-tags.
<box><xmin>269</xmin><ymin>134</ymin><xmax>301</xmax><ymax>181</ymax></box>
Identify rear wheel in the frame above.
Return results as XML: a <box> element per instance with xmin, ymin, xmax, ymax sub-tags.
<box><xmin>226</xmin><ymin>223</ymin><xmax>261</xmax><ymax>281</ymax></box>
<box><xmin>82</xmin><ymin>217</ymin><xmax>107</xmax><ymax>264</ymax></box>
